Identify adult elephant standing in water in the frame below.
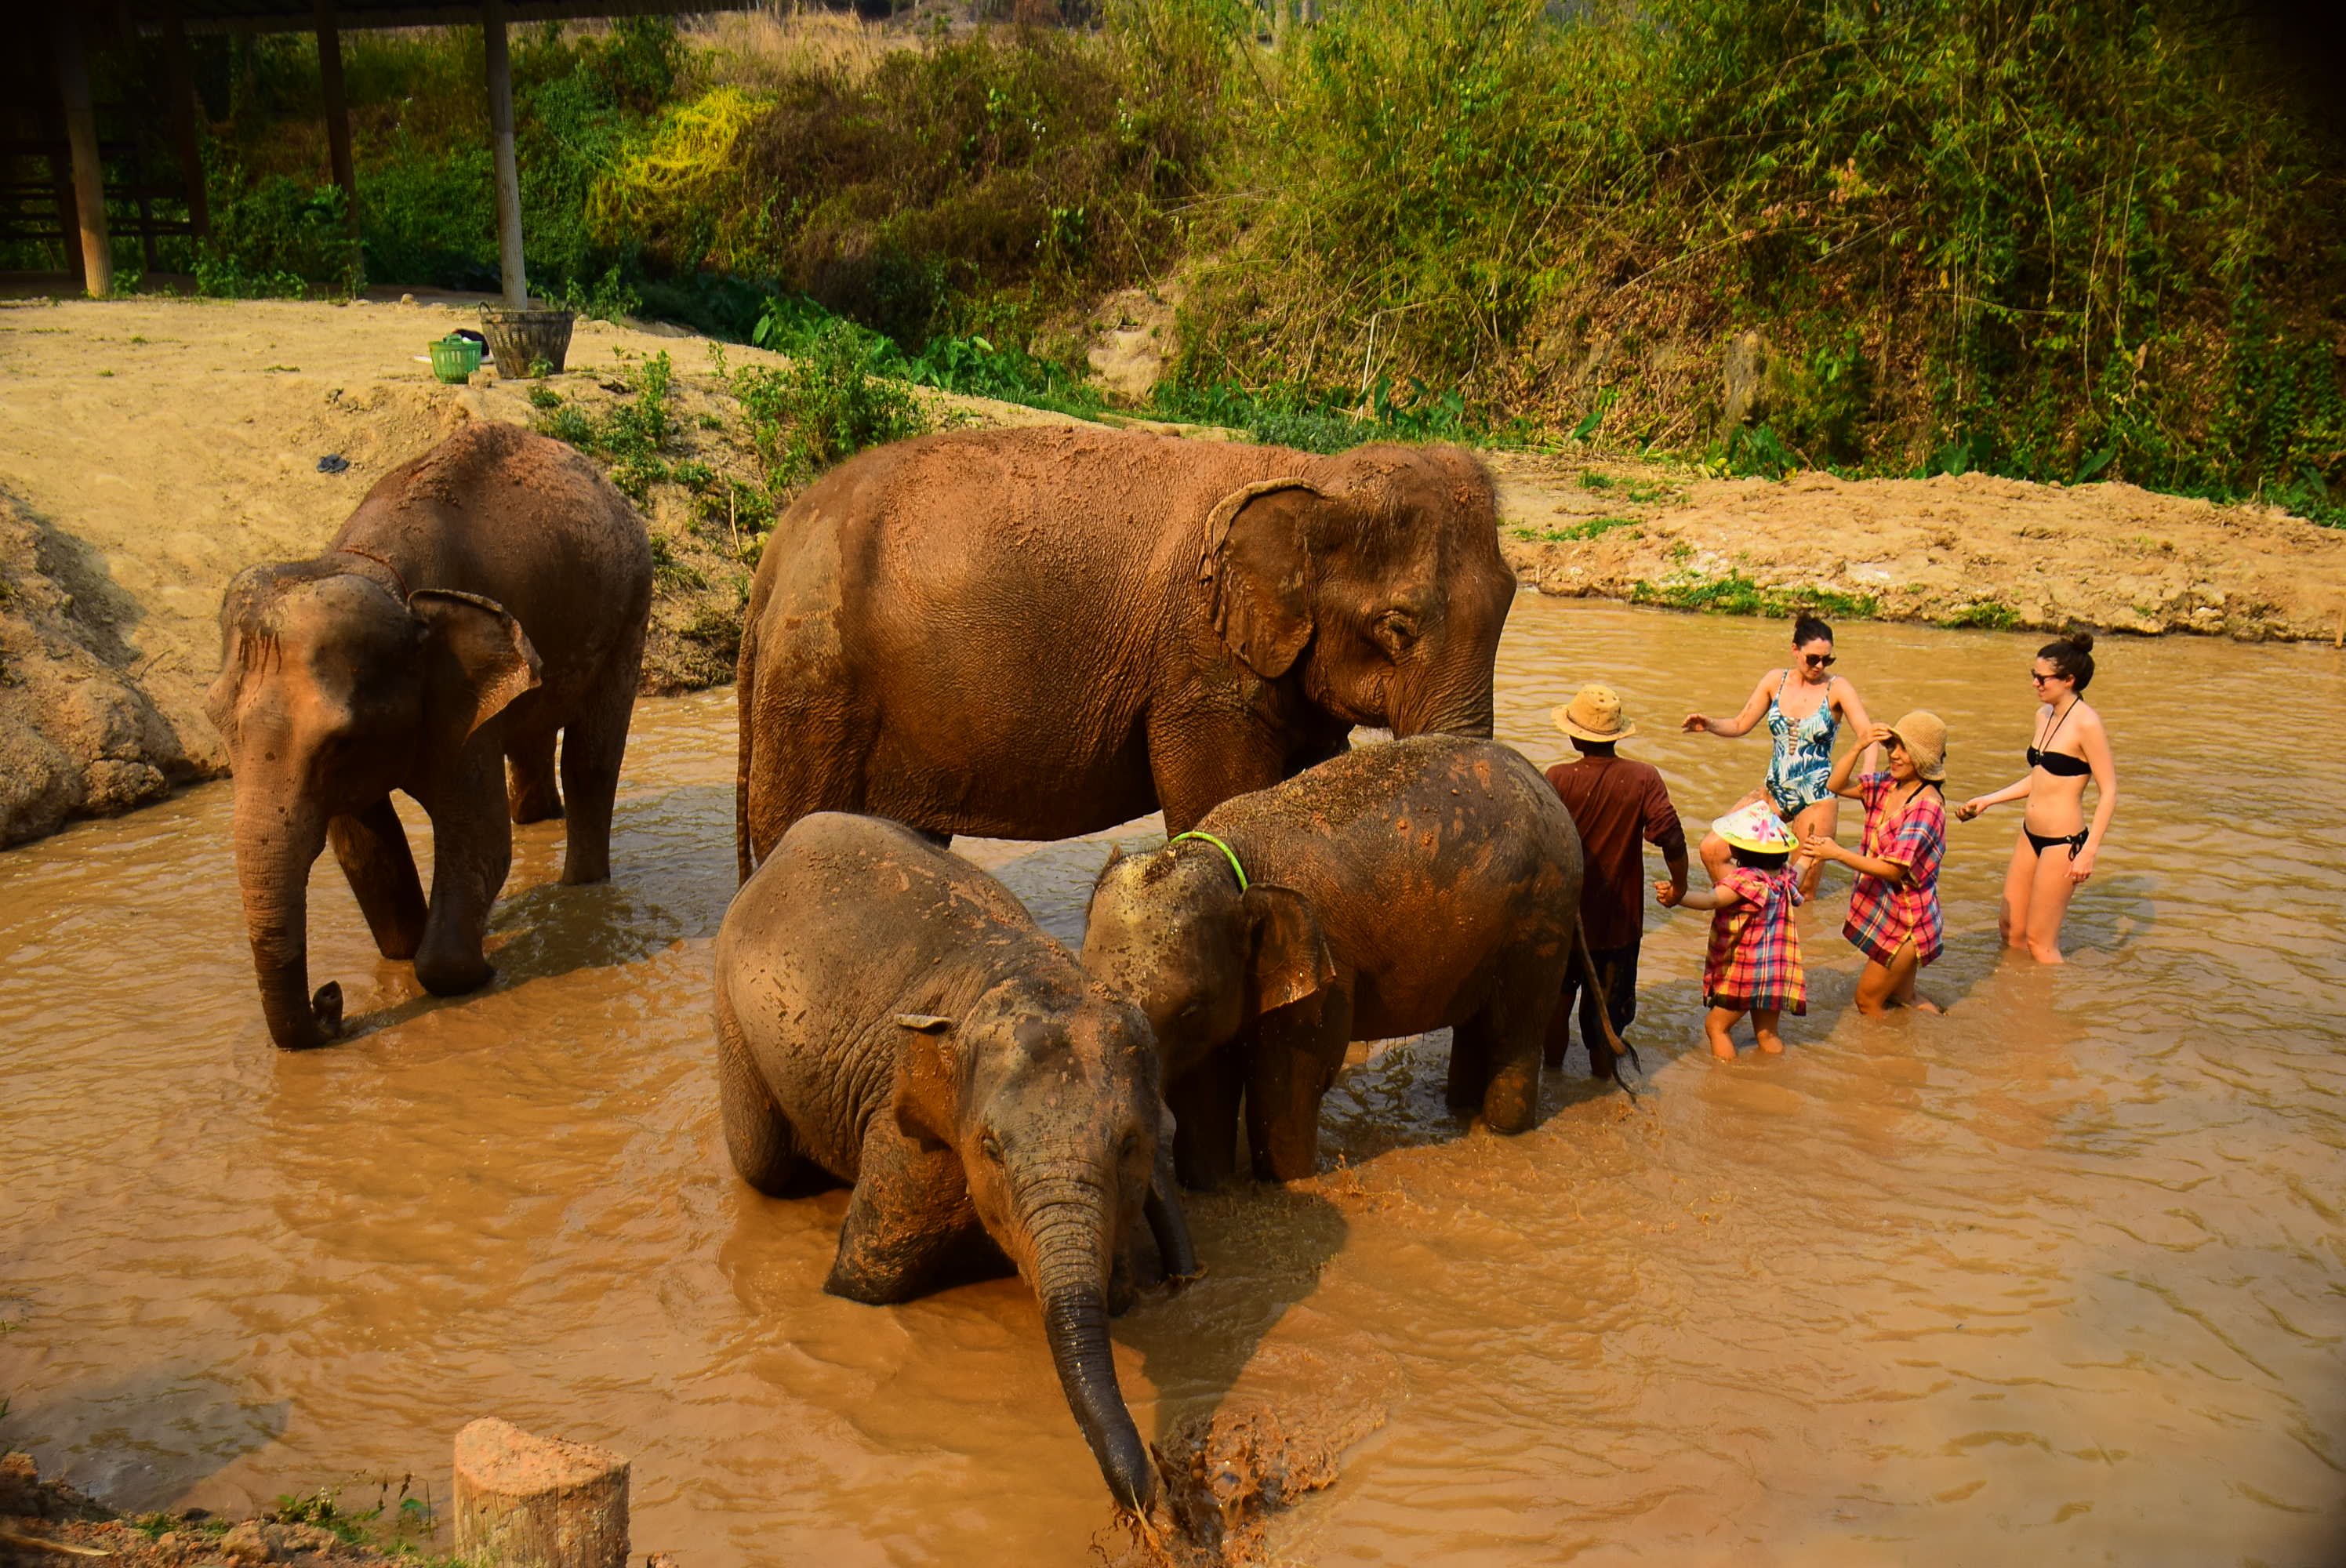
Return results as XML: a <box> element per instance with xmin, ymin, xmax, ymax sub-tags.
<box><xmin>734</xmin><ymin>426</ymin><xmax>1516</xmax><ymax>872</ymax></box>
<box><xmin>207</xmin><ymin>424</ymin><xmax>652</xmax><ymax>1050</ymax></box>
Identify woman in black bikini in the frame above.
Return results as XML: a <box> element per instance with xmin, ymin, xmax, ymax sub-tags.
<box><xmin>1956</xmin><ymin>632</ymin><xmax>2118</xmax><ymax>965</ymax></box>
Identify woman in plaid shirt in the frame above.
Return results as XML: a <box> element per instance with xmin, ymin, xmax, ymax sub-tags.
<box><xmin>1658</xmin><ymin>803</ymin><xmax>1807</xmax><ymax>1059</ymax></box>
<box><xmin>1803</xmin><ymin>711</ymin><xmax>1949</xmax><ymax>1015</ymax></box>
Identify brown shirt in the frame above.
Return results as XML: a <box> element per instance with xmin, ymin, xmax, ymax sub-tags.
<box><xmin>1545</xmin><ymin>754</ymin><xmax>1686</xmax><ymax>949</ymax></box>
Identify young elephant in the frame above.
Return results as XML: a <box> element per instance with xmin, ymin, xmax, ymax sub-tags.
<box><xmin>206</xmin><ymin>424</ymin><xmax>650</xmax><ymax>1049</ymax></box>
<box><xmin>714</xmin><ymin>811</ymin><xmax>1196</xmax><ymax>1515</ymax></box>
<box><xmin>1083</xmin><ymin>735</ymin><xmax>1626</xmax><ymax>1188</ymax></box>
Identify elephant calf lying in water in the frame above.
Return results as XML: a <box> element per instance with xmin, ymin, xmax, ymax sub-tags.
<box><xmin>714</xmin><ymin>811</ymin><xmax>1196</xmax><ymax>1514</ymax></box>
<box><xmin>1084</xmin><ymin>735</ymin><xmax>1626</xmax><ymax>1188</ymax></box>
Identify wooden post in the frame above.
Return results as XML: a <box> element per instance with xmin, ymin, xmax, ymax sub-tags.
<box><xmin>52</xmin><ymin>8</ymin><xmax>112</xmax><ymax>298</ymax></box>
<box><xmin>315</xmin><ymin>0</ymin><xmax>358</xmax><ymax>233</ymax></box>
<box><xmin>452</xmin><ymin>1418</ymin><xmax>629</xmax><ymax>1568</ymax></box>
<box><xmin>481</xmin><ymin>0</ymin><xmax>528</xmax><ymax>308</ymax></box>
<box><xmin>162</xmin><ymin>0</ymin><xmax>209</xmax><ymax>240</ymax></box>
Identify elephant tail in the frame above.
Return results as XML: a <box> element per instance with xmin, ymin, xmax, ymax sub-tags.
<box><xmin>1574</xmin><ymin>924</ymin><xmax>1641</xmax><ymax>1084</ymax></box>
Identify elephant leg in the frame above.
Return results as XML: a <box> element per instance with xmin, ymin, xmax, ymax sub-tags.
<box><xmin>1476</xmin><ymin>960</ymin><xmax>1562</xmax><ymax>1135</ymax></box>
<box><xmin>558</xmin><ymin>673</ymin><xmax>637</xmax><ymax>886</ymax></box>
<box><xmin>506</xmin><ymin>723</ymin><xmax>563</xmax><ymax>825</ymax></box>
<box><xmin>825</xmin><ymin>1123</ymin><xmax>980</xmax><ymax>1305</ymax></box>
<box><xmin>1447</xmin><ymin>1018</ymin><xmax>1492</xmax><ymax>1115</ymax></box>
<box><xmin>413</xmin><ymin>748</ymin><xmax>512</xmax><ymax>996</ymax></box>
<box><xmin>1245</xmin><ymin>1001</ymin><xmax>1346</xmax><ymax>1185</ymax></box>
<box><xmin>328</xmin><ymin>798</ymin><xmax>427</xmax><ymax>960</ymax></box>
<box><xmin>1147</xmin><ymin>710</ymin><xmax>1288</xmax><ymax>837</ymax></box>
<box><xmin>1168</xmin><ymin>1051</ymin><xmax>1244</xmax><ymax>1191</ymax></box>
<box><xmin>1141</xmin><ymin>1115</ymin><xmax>1200</xmax><ymax>1284</ymax></box>
<box><xmin>717</xmin><ymin>989</ymin><xmax>817</xmax><ymax>1196</ymax></box>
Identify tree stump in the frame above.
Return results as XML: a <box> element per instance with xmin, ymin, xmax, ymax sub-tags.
<box><xmin>452</xmin><ymin>1418</ymin><xmax>630</xmax><ymax>1568</ymax></box>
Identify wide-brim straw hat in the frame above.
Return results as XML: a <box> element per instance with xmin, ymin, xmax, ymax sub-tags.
<box><xmin>1712</xmin><ymin>800</ymin><xmax>1799</xmax><ymax>854</ymax></box>
<box><xmin>1552</xmin><ymin>683</ymin><xmax>1637</xmax><ymax>743</ymax></box>
<box><xmin>1886</xmin><ymin>710</ymin><xmax>1948</xmax><ymax>782</ymax></box>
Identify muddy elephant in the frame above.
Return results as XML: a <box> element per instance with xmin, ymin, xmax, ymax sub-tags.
<box><xmin>714</xmin><ymin>810</ymin><xmax>1194</xmax><ymax>1514</ymax></box>
<box><xmin>1083</xmin><ymin>735</ymin><xmax>1625</xmax><ymax>1188</ymax></box>
<box><xmin>735</xmin><ymin>426</ymin><xmax>1516</xmax><ymax>875</ymax></box>
<box><xmin>206</xmin><ymin>423</ymin><xmax>652</xmax><ymax>1050</ymax></box>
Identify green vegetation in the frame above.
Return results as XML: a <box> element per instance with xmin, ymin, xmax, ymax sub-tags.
<box><xmin>537</xmin><ymin>349</ymin><xmax>677</xmax><ymax>502</ymax></box>
<box><xmin>45</xmin><ymin>1</ymin><xmax>2342</xmax><ymax>528</ymax></box>
<box><xmin>730</xmin><ymin>321</ymin><xmax>928</xmax><ymax>492</ymax></box>
<box><xmin>1630</xmin><ymin>571</ymin><xmax>1880</xmax><ymax>620</ymax></box>
<box><xmin>1940</xmin><ymin>601</ymin><xmax>2022</xmax><ymax>630</ymax></box>
<box><xmin>1510</xmin><ymin>514</ymin><xmax>1641</xmax><ymax>545</ymax></box>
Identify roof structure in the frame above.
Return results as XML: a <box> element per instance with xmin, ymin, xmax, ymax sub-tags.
<box><xmin>104</xmin><ymin>2</ymin><xmax>757</xmax><ymax>37</ymax></box>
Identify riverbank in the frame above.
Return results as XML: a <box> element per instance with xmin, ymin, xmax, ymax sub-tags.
<box><xmin>2</xmin><ymin>294</ymin><xmax>2338</xmax><ymax>849</ymax></box>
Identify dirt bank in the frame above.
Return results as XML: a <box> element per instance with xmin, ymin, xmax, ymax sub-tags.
<box><xmin>1487</xmin><ymin>451</ymin><xmax>2346</xmax><ymax>641</ymax></box>
<box><xmin>0</xmin><ymin>293</ymin><xmax>1080</xmax><ymax>847</ymax></box>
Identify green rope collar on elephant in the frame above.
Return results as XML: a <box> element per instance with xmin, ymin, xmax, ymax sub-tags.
<box><xmin>1169</xmin><ymin>831</ymin><xmax>1247</xmax><ymax>893</ymax></box>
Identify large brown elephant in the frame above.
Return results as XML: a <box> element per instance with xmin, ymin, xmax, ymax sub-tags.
<box><xmin>206</xmin><ymin>424</ymin><xmax>651</xmax><ymax>1050</ymax></box>
<box><xmin>735</xmin><ymin>426</ymin><xmax>1515</xmax><ymax>874</ymax></box>
<box><xmin>716</xmin><ymin>811</ymin><xmax>1192</xmax><ymax>1514</ymax></box>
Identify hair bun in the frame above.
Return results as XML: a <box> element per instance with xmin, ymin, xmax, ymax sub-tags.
<box><xmin>2065</xmin><ymin>629</ymin><xmax>2096</xmax><ymax>653</ymax></box>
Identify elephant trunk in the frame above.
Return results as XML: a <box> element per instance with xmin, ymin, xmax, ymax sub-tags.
<box><xmin>1023</xmin><ymin>1182</ymin><xmax>1156</xmax><ymax>1514</ymax></box>
<box><xmin>233</xmin><ymin>787</ymin><xmax>342</xmax><ymax>1050</ymax></box>
<box><xmin>1394</xmin><ymin>665</ymin><xmax>1496</xmax><ymax>741</ymax></box>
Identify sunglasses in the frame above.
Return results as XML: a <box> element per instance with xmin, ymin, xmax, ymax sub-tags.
<box><xmin>2029</xmin><ymin>671</ymin><xmax>2064</xmax><ymax>684</ymax></box>
<box><xmin>1802</xmin><ymin>653</ymin><xmax>1836</xmax><ymax>668</ymax></box>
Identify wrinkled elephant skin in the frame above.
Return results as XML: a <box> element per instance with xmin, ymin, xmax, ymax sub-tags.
<box><xmin>206</xmin><ymin>424</ymin><xmax>652</xmax><ymax>1050</ymax></box>
<box><xmin>1084</xmin><ymin>736</ymin><xmax>1592</xmax><ymax>1186</ymax></box>
<box><xmin>714</xmin><ymin>811</ymin><xmax>1191</xmax><ymax>1514</ymax></box>
<box><xmin>735</xmin><ymin>426</ymin><xmax>1516</xmax><ymax>873</ymax></box>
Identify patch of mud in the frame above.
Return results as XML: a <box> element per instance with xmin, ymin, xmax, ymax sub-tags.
<box><xmin>1091</xmin><ymin>1339</ymin><xmax>1392</xmax><ymax>1567</ymax></box>
<box><xmin>0</xmin><ymin>493</ymin><xmax>194</xmax><ymax>847</ymax></box>
<box><xmin>1489</xmin><ymin>453</ymin><xmax>2346</xmax><ymax>642</ymax></box>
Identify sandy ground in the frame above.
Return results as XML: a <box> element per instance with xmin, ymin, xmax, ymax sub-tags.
<box><xmin>1486</xmin><ymin>450</ymin><xmax>2346</xmax><ymax>641</ymax></box>
<box><xmin>1</xmin><ymin>293</ymin><xmax>2338</xmax><ymax>848</ymax></box>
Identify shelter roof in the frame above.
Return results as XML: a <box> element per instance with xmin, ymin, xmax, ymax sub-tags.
<box><xmin>102</xmin><ymin>1</ymin><xmax>757</xmax><ymax>36</ymax></box>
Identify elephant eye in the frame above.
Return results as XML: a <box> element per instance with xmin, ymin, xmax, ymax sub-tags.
<box><xmin>980</xmin><ymin>1133</ymin><xmax>1004</xmax><ymax>1163</ymax></box>
<box><xmin>1117</xmin><ymin>1132</ymin><xmax>1140</xmax><ymax>1160</ymax></box>
<box><xmin>1375</xmin><ymin>609</ymin><xmax>1421</xmax><ymax>652</ymax></box>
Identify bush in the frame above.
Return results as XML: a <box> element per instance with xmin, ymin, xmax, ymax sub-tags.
<box><xmin>732</xmin><ymin>320</ymin><xmax>928</xmax><ymax>491</ymax></box>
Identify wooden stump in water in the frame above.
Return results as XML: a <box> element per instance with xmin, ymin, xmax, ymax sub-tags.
<box><xmin>452</xmin><ymin>1417</ymin><xmax>630</xmax><ymax>1568</ymax></box>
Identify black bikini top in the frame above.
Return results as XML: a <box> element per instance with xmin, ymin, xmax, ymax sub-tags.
<box><xmin>2026</xmin><ymin>702</ymin><xmax>2091</xmax><ymax>777</ymax></box>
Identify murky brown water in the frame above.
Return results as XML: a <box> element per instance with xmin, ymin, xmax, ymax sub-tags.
<box><xmin>5</xmin><ymin>597</ymin><xmax>2344</xmax><ymax>1566</ymax></box>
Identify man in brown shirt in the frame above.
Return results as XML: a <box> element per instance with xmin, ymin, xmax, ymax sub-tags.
<box><xmin>1544</xmin><ymin>684</ymin><xmax>1687</xmax><ymax>1078</ymax></box>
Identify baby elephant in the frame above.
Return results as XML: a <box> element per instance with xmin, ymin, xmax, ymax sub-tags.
<box><xmin>714</xmin><ymin>811</ymin><xmax>1195</xmax><ymax>1515</ymax></box>
<box><xmin>1084</xmin><ymin>735</ymin><xmax>1623</xmax><ymax>1188</ymax></box>
<box><xmin>207</xmin><ymin>423</ymin><xmax>651</xmax><ymax>1049</ymax></box>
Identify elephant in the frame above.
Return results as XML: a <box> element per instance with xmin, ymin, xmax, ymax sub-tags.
<box><xmin>735</xmin><ymin>425</ymin><xmax>1516</xmax><ymax>876</ymax></box>
<box><xmin>1082</xmin><ymin>735</ymin><xmax>1627</xmax><ymax>1189</ymax></box>
<box><xmin>714</xmin><ymin>810</ymin><xmax>1197</xmax><ymax>1515</ymax></box>
<box><xmin>205</xmin><ymin>423</ymin><xmax>652</xmax><ymax>1050</ymax></box>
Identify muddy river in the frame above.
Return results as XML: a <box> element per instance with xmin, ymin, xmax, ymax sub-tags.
<box><xmin>3</xmin><ymin>598</ymin><xmax>2343</xmax><ymax>1565</ymax></box>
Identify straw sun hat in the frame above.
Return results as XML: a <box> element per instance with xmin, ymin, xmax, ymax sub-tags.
<box><xmin>1711</xmin><ymin>801</ymin><xmax>1799</xmax><ymax>854</ymax></box>
<box><xmin>1552</xmin><ymin>684</ymin><xmax>1636</xmax><ymax>743</ymax></box>
<box><xmin>1886</xmin><ymin>710</ymin><xmax>1948</xmax><ymax>782</ymax></box>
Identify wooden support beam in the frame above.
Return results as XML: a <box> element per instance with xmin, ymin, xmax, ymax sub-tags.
<box><xmin>162</xmin><ymin>0</ymin><xmax>209</xmax><ymax>239</ymax></box>
<box><xmin>482</xmin><ymin>0</ymin><xmax>528</xmax><ymax>307</ymax></box>
<box><xmin>52</xmin><ymin>9</ymin><xmax>113</xmax><ymax>298</ymax></box>
<box><xmin>316</xmin><ymin>0</ymin><xmax>358</xmax><ymax>232</ymax></box>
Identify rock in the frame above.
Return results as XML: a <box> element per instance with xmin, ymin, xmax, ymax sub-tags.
<box><xmin>452</xmin><ymin>1418</ymin><xmax>630</xmax><ymax>1568</ymax></box>
<box><xmin>1084</xmin><ymin>285</ymin><xmax>1182</xmax><ymax>406</ymax></box>
<box><xmin>218</xmin><ymin>1520</ymin><xmax>277</xmax><ymax>1563</ymax></box>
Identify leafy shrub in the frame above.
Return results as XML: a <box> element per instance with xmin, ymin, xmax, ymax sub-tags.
<box><xmin>197</xmin><ymin>171</ymin><xmax>360</xmax><ymax>295</ymax></box>
<box><xmin>732</xmin><ymin>320</ymin><xmax>928</xmax><ymax>491</ymax></box>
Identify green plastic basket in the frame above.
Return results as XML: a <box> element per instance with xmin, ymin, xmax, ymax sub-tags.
<box><xmin>428</xmin><ymin>336</ymin><xmax>484</xmax><ymax>383</ymax></box>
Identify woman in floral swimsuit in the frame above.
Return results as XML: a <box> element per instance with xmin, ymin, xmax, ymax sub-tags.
<box><xmin>1804</xmin><ymin>713</ymin><xmax>1949</xmax><ymax>1015</ymax></box>
<box><xmin>1684</xmin><ymin>614</ymin><xmax>1874</xmax><ymax>901</ymax></box>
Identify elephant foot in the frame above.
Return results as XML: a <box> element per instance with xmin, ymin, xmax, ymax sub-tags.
<box><xmin>559</xmin><ymin>855</ymin><xmax>611</xmax><ymax>886</ymax></box>
<box><xmin>268</xmin><ymin>982</ymin><xmax>345</xmax><ymax>1051</ymax></box>
<box><xmin>1481</xmin><ymin>1068</ymin><xmax>1538</xmax><ymax>1134</ymax></box>
<box><xmin>415</xmin><ymin>950</ymin><xmax>494</xmax><ymax>996</ymax></box>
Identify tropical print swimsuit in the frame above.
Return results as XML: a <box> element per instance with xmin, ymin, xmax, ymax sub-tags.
<box><xmin>1764</xmin><ymin>670</ymin><xmax>1839</xmax><ymax>817</ymax></box>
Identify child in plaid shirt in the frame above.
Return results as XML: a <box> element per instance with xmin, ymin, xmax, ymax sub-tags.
<box><xmin>1658</xmin><ymin>802</ymin><xmax>1807</xmax><ymax>1059</ymax></box>
<box><xmin>1803</xmin><ymin>710</ymin><xmax>1949</xmax><ymax>1015</ymax></box>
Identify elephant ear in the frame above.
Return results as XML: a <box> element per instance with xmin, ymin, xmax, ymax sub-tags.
<box><xmin>1243</xmin><ymin>884</ymin><xmax>1336</xmax><ymax>1015</ymax></box>
<box><xmin>891</xmin><ymin>1013</ymin><xmax>958</xmax><ymax>1147</ymax></box>
<box><xmin>1200</xmin><ymin>478</ymin><xmax>1324</xmax><ymax>679</ymax></box>
<box><xmin>411</xmin><ymin>589</ymin><xmax>542</xmax><ymax>750</ymax></box>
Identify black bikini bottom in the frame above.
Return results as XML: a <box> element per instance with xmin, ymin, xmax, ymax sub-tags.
<box><xmin>2027</xmin><ymin>828</ymin><xmax>2088</xmax><ymax>858</ymax></box>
